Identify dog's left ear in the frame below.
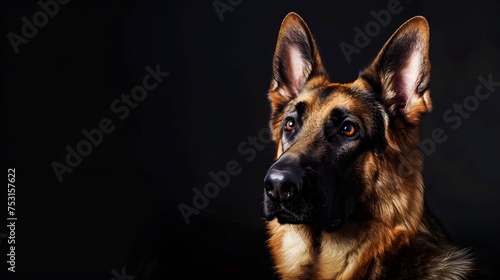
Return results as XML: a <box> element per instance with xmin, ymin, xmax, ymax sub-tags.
<box><xmin>362</xmin><ymin>16</ymin><xmax>431</xmax><ymax>124</ymax></box>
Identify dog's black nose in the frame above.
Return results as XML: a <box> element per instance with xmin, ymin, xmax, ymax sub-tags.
<box><xmin>264</xmin><ymin>169</ymin><xmax>301</xmax><ymax>202</ymax></box>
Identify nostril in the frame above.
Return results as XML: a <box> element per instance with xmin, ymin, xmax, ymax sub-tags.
<box><xmin>279</xmin><ymin>181</ymin><xmax>296</xmax><ymax>201</ymax></box>
<box><xmin>264</xmin><ymin>181</ymin><xmax>276</xmax><ymax>199</ymax></box>
<box><xmin>264</xmin><ymin>182</ymin><xmax>272</xmax><ymax>192</ymax></box>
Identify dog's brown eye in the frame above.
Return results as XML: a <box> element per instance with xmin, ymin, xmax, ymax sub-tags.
<box><xmin>342</xmin><ymin>123</ymin><xmax>357</xmax><ymax>137</ymax></box>
<box><xmin>285</xmin><ymin>119</ymin><xmax>296</xmax><ymax>132</ymax></box>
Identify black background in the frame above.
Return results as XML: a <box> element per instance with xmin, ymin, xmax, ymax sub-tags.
<box><xmin>1</xmin><ymin>0</ymin><xmax>500</xmax><ymax>279</ymax></box>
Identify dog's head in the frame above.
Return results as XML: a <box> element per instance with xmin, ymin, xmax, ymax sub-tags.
<box><xmin>263</xmin><ymin>12</ymin><xmax>431</xmax><ymax>232</ymax></box>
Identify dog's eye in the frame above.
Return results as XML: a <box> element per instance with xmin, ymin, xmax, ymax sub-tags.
<box><xmin>285</xmin><ymin>118</ymin><xmax>296</xmax><ymax>132</ymax></box>
<box><xmin>341</xmin><ymin>122</ymin><xmax>357</xmax><ymax>137</ymax></box>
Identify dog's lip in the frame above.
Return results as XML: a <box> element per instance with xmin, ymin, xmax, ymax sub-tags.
<box><xmin>265</xmin><ymin>206</ymin><xmax>344</xmax><ymax>231</ymax></box>
<box><xmin>276</xmin><ymin>214</ymin><xmax>302</xmax><ymax>224</ymax></box>
<box><xmin>267</xmin><ymin>206</ymin><xmax>306</xmax><ymax>224</ymax></box>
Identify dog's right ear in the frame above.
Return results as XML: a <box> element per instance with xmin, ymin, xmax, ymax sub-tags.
<box><xmin>269</xmin><ymin>12</ymin><xmax>327</xmax><ymax>113</ymax></box>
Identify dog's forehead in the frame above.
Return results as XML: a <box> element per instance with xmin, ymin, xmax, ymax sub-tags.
<box><xmin>292</xmin><ymin>82</ymin><xmax>371</xmax><ymax>118</ymax></box>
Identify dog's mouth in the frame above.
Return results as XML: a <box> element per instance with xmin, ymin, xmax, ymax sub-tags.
<box><xmin>263</xmin><ymin>194</ymin><xmax>344</xmax><ymax>231</ymax></box>
<box><xmin>266</xmin><ymin>207</ymin><xmax>307</xmax><ymax>224</ymax></box>
<box><xmin>264</xmin><ymin>197</ymin><xmax>310</xmax><ymax>224</ymax></box>
<box><xmin>263</xmin><ymin>186</ymin><xmax>309</xmax><ymax>222</ymax></box>
<box><xmin>263</xmin><ymin>187</ymin><xmax>346</xmax><ymax>232</ymax></box>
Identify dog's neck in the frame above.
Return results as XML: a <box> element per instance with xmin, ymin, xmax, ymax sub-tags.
<box><xmin>266</xmin><ymin>217</ymin><xmax>418</xmax><ymax>280</ymax></box>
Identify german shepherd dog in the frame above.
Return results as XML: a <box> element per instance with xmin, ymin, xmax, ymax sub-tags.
<box><xmin>262</xmin><ymin>12</ymin><xmax>475</xmax><ymax>279</ymax></box>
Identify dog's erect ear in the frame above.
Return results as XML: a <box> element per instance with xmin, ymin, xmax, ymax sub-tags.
<box><xmin>269</xmin><ymin>12</ymin><xmax>327</xmax><ymax>111</ymax></box>
<box><xmin>362</xmin><ymin>16</ymin><xmax>431</xmax><ymax>124</ymax></box>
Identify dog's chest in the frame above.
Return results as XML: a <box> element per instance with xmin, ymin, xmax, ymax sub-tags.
<box><xmin>280</xmin><ymin>228</ymin><xmax>313</xmax><ymax>269</ymax></box>
<box><xmin>271</xmin><ymin>224</ymin><xmax>353</xmax><ymax>279</ymax></box>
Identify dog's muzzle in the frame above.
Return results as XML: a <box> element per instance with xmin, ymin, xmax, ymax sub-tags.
<box><xmin>262</xmin><ymin>154</ymin><xmax>310</xmax><ymax>224</ymax></box>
